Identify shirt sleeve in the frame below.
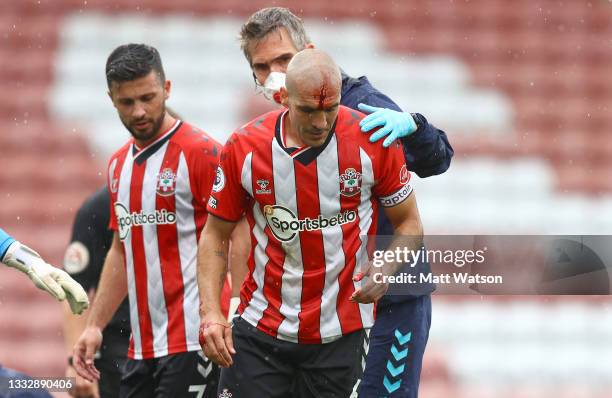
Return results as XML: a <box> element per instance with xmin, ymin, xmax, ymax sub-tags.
<box><xmin>107</xmin><ymin>162</ymin><xmax>118</xmax><ymax>232</ymax></box>
<box><xmin>206</xmin><ymin>134</ymin><xmax>250</xmax><ymax>222</ymax></box>
<box><xmin>188</xmin><ymin>140</ymin><xmax>222</xmax><ymax>209</ymax></box>
<box><xmin>372</xmin><ymin>141</ymin><xmax>414</xmax><ymax>208</ymax></box>
<box><xmin>0</xmin><ymin>228</ymin><xmax>15</xmax><ymax>260</ymax></box>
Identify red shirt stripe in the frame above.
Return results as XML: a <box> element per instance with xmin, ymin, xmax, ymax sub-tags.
<box><xmin>129</xmin><ymin>160</ymin><xmax>155</xmax><ymax>356</ymax></box>
<box><xmin>156</xmin><ymin>141</ymin><xmax>187</xmax><ymax>353</ymax></box>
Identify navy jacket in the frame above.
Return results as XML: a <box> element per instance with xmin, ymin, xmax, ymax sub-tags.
<box><xmin>341</xmin><ymin>73</ymin><xmax>448</xmax><ymax>300</ymax></box>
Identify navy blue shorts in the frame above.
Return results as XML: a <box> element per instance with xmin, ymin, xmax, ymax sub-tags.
<box><xmin>359</xmin><ymin>295</ymin><xmax>432</xmax><ymax>398</ymax></box>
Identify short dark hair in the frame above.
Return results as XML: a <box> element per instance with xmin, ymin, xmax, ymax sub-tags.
<box><xmin>105</xmin><ymin>43</ymin><xmax>166</xmax><ymax>88</ymax></box>
<box><xmin>240</xmin><ymin>7</ymin><xmax>310</xmax><ymax>64</ymax></box>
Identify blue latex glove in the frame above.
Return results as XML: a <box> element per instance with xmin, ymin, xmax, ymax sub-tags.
<box><xmin>358</xmin><ymin>103</ymin><xmax>418</xmax><ymax>147</ymax></box>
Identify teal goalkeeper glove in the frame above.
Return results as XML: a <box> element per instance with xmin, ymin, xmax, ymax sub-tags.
<box><xmin>358</xmin><ymin>103</ymin><xmax>418</xmax><ymax>147</ymax></box>
<box><xmin>2</xmin><ymin>241</ymin><xmax>90</xmax><ymax>314</ymax></box>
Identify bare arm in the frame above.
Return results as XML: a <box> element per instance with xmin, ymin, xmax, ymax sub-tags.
<box><xmin>87</xmin><ymin>232</ymin><xmax>127</xmax><ymax>330</ymax></box>
<box><xmin>197</xmin><ymin>214</ymin><xmax>238</xmax><ymax>367</ymax></box>
<box><xmin>379</xmin><ymin>193</ymin><xmax>424</xmax><ymax>277</ymax></box>
<box><xmin>351</xmin><ymin>193</ymin><xmax>423</xmax><ymax>303</ymax></box>
<box><xmin>73</xmin><ymin>232</ymin><xmax>126</xmax><ymax>382</ymax></box>
<box><xmin>229</xmin><ymin>217</ymin><xmax>250</xmax><ymax>298</ymax></box>
<box><xmin>63</xmin><ymin>301</ymin><xmax>91</xmax><ymax>355</ymax></box>
<box><xmin>63</xmin><ymin>301</ymin><xmax>100</xmax><ymax>397</ymax></box>
<box><xmin>198</xmin><ymin>215</ymin><xmax>237</xmax><ymax>319</ymax></box>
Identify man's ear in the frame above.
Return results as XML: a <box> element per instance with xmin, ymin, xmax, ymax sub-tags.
<box><xmin>279</xmin><ymin>86</ymin><xmax>289</xmax><ymax>108</ymax></box>
<box><xmin>164</xmin><ymin>80</ymin><xmax>171</xmax><ymax>100</ymax></box>
<box><xmin>305</xmin><ymin>42</ymin><xmax>315</xmax><ymax>49</ymax></box>
<box><xmin>107</xmin><ymin>90</ymin><xmax>117</xmax><ymax>108</ymax></box>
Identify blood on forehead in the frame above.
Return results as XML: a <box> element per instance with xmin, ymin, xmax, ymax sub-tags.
<box><xmin>316</xmin><ymin>85</ymin><xmax>328</xmax><ymax>109</ymax></box>
<box><xmin>311</xmin><ymin>73</ymin><xmax>335</xmax><ymax>110</ymax></box>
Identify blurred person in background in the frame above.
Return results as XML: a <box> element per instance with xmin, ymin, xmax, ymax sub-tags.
<box><xmin>71</xmin><ymin>43</ymin><xmax>237</xmax><ymax>398</ymax></box>
<box><xmin>62</xmin><ymin>186</ymin><xmax>130</xmax><ymax>398</ymax></box>
<box><xmin>0</xmin><ymin>227</ymin><xmax>89</xmax><ymax>314</ymax></box>
<box><xmin>238</xmin><ymin>7</ymin><xmax>447</xmax><ymax>397</ymax></box>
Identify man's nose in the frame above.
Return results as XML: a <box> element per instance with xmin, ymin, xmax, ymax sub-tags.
<box><xmin>132</xmin><ymin>102</ymin><xmax>146</xmax><ymax>119</ymax></box>
<box><xmin>270</xmin><ymin>63</ymin><xmax>286</xmax><ymax>74</ymax></box>
<box><xmin>311</xmin><ymin>112</ymin><xmax>328</xmax><ymax>130</ymax></box>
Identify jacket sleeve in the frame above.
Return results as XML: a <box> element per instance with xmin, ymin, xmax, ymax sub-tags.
<box><xmin>361</xmin><ymin>92</ymin><xmax>454</xmax><ymax>178</ymax></box>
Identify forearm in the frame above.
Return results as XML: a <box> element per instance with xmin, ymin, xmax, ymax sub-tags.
<box><xmin>87</xmin><ymin>238</ymin><xmax>126</xmax><ymax>330</ymax></box>
<box><xmin>382</xmin><ymin>218</ymin><xmax>424</xmax><ymax>276</ymax></box>
<box><xmin>229</xmin><ymin>218</ymin><xmax>250</xmax><ymax>297</ymax></box>
<box><xmin>197</xmin><ymin>225</ymin><xmax>230</xmax><ymax>319</ymax></box>
<box><xmin>230</xmin><ymin>263</ymin><xmax>248</xmax><ymax>298</ymax></box>
<box><xmin>63</xmin><ymin>300</ymin><xmax>91</xmax><ymax>354</ymax></box>
<box><xmin>380</xmin><ymin>194</ymin><xmax>424</xmax><ymax>277</ymax></box>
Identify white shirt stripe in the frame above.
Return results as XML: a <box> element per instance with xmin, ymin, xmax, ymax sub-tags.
<box><xmin>355</xmin><ymin>148</ymin><xmax>375</xmax><ymax>329</ymax></box>
<box><xmin>175</xmin><ymin>153</ymin><xmax>201</xmax><ymax>352</ymax></box>
<box><xmin>241</xmin><ymin>153</ymin><xmax>270</xmax><ymax>326</ymax></box>
<box><xmin>316</xmin><ymin>136</ymin><xmax>344</xmax><ymax>341</ymax></box>
<box><xmin>116</xmin><ymin>149</ymin><xmax>142</xmax><ymax>358</ymax></box>
<box><xmin>141</xmin><ymin>142</ymin><xmax>170</xmax><ymax>357</ymax></box>
<box><xmin>243</xmin><ymin>202</ymin><xmax>271</xmax><ymax>326</ymax></box>
<box><xmin>272</xmin><ymin>140</ymin><xmax>303</xmax><ymax>342</ymax></box>
<box><xmin>241</xmin><ymin>153</ymin><xmax>253</xmax><ymax>197</ymax></box>
<box><xmin>108</xmin><ymin>158</ymin><xmax>117</xmax><ymax>192</ymax></box>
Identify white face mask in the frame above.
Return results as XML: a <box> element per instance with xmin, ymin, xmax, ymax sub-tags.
<box><xmin>258</xmin><ymin>72</ymin><xmax>286</xmax><ymax>104</ymax></box>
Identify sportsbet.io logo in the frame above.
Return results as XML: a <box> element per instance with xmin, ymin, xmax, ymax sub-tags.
<box><xmin>263</xmin><ymin>205</ymin><xmax>357</xmax><ymax>242</ymax></box>
<box><xmin>114</xmin><ymin>202</ymin><xmax>177</xmax><ymax>240</ymax></box>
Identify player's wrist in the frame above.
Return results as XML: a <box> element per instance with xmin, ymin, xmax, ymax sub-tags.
<box><xmin>83</xmin><ymin>323</ymin><xmax>104</xmax><ymax>338</ymax></box>
<box><xmin>2</xmin><ymin>241</ymin><xmax>48</xmax><ymax>274</ymax></box>
<box><xmin>200</xmin><ymin>301</ymin><xmax>224</xmax><ymax>319</ymax></box>
<box><xmin>201</xmin><ymin>308</ymin><xmax>227</xmax><ymax>325</ymax></box>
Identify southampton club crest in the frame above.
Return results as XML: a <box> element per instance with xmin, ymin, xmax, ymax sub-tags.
<box><xmin>156</xmin><ymin>168</ymin><xmax>176</xmax><ymax>196</ymax></box>
<box><xmin>256</xmin><ymin>179</ymin><xmax>271</xmax><ymax>195</ymax></box>
<box><xmin>339</xmin><ymin>168</ymin><xmax>362</xmax><ymax>197</ymax></box>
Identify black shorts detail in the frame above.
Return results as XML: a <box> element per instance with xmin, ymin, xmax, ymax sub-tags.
<box><xmin>95</xmin><ymin>355</ymin><xmax>126</xmax><ymax>398</ymax></box>
<box><xmin>218</xmin><ymin>317</ymin><xmax>365</xmax><ymax>398</ymax></box>
<box><xmin>119</xmin><ymin>351</ymin><xmax>219</xmax><ymax>398</ymax></box>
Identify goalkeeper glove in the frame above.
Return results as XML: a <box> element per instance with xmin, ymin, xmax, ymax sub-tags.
<box><xmin>2</xmin><ymin>241</ymin><xmax>90</xmax><ymax>314</ymax></box>
<box><xmin>358</xmin><ymin>103</ymin><xmax>418</xmax><ymax>147</ymax></box>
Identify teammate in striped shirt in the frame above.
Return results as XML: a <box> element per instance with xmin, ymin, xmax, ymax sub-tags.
<box><xmin>238</xmin><ymin>8</ymin><xmax>447</xmax><ymax>397</ymax></box>
<box><xmin>72</xmin><ymin>44</ymin><xmax>226</xmax><ymax>398</ymax></box>
<box><xmin>198</xmin><ymin>49</ymin><xmax>424</xmax><ymax>398</ymax></box>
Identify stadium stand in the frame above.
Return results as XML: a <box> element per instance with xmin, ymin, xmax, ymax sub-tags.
<box><xmin>0</xmin><ymin>1</ymin><xmax>611</xmax><ymax>396</ymax></box>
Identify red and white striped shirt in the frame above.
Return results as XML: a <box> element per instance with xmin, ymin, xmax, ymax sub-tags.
<box><xmin>207</xmin><ymin>107</ymin><xmax>413</xmax><ymax>344</ymax></box>
<box><xmin>108</xmin><ymin>120</ymin><xmax>220</xmax><ymax>359</ymax></box>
